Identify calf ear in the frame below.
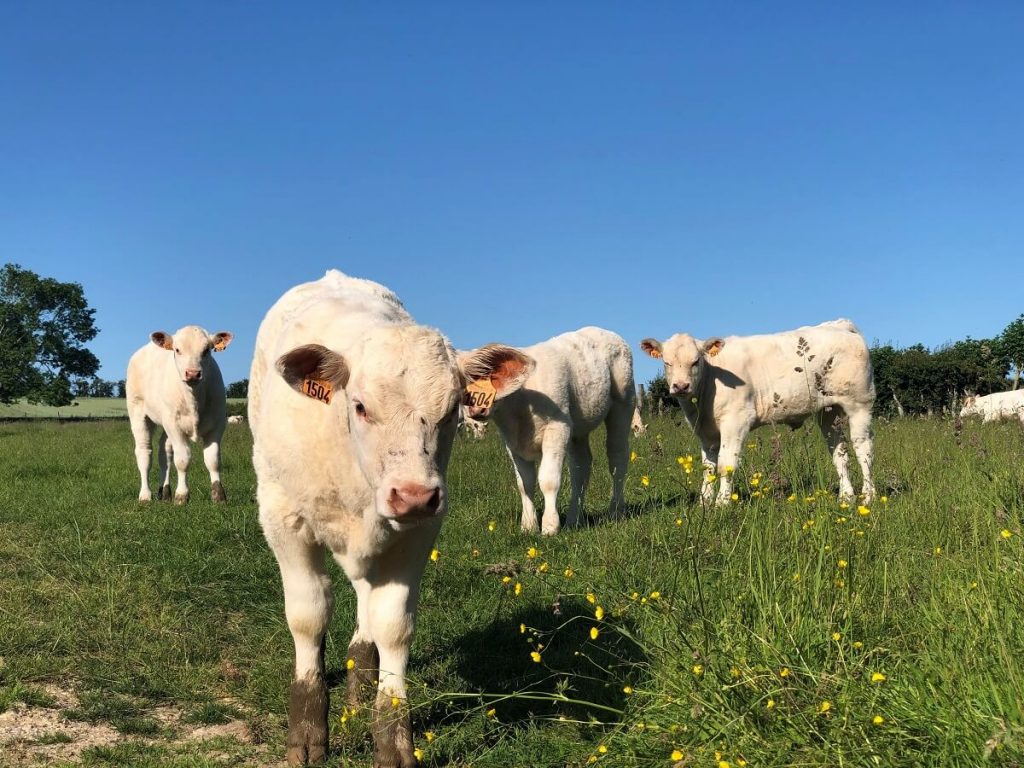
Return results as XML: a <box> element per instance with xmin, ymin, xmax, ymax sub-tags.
<box><xmin>276</xmin><ymin>344</ymin><xmax>350</xmax><ymax>398</ymax></box>
<box><xmin>150</xmin><ymin>332</ymin><xmax>173</xmax><ymax>350</ymax></box>
<box><xmin>702</xmin><ymin>337</ymin><xmax>725</xmax><ymax>357</ymax></box>
<box><xmin>211</xmin><ymin>332</ymin><xmax>233</xmax><ymax>352</ymax></box>
<box><xmin>458</xmin><ymin>344</ymin><xmax>534</xmax><ymax>399</ymax></box>
<box><xmin>639</xmin><ymin>338</ymin><xmax>663</xmax><ymax>359</ymax></box>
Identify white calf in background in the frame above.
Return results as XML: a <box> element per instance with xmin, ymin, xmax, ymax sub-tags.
<box><xmin>466</xmin><ymin>326</ymin><xmax>636</xmax><ymax>535</ymax></box>
<box><xmin>961</xmin><ymin>390</ymin><xmax>1024</xmax><ymax>424</ymax></box>
<box><xmin>126</xmin><ymin>326</ymin><xmax>233</xmax><ymax>503</ymax></box>
<box><xmin>641</xmin><ymin>319</ymin><xmax>875</xmax><ymax>505</ymax></box>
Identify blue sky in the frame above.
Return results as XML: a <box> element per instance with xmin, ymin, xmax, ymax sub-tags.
<box><xmin>3</xmin><ymin>2</ymin><xmax>1023</xmax><ymax>387</ymax></box>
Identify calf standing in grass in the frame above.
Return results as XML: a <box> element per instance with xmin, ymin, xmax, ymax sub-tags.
<box><xmin>961</xmin><ymin>390</ymin><xmax>1024</xmax><ymax>424</ymax></box>
<box><xmin>640</xmin><ymin>319</ymin><xmax>875</xmax><ymax>506</ymax></box>
<box><xmin>127</xmin><ymin>326</ymin><xmax>233</xmax><ymax>503</ymax></box>
<box><xmin>249</xmin><ymin>270</ymin><xmax>532</xmax><ymax>767</ymax></box>
<box><xmin>465</xmin><ymin>326</ymin><xmax>636</xmax><ymax>535</ymax></box>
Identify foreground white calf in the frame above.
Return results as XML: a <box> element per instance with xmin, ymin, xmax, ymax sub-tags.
<box><xmin>641</xmin><ymin>319</ymin><xmax>875</xmax><ymax>505</ymax></box>
<box><xmin>961</xmin><ymin>390</ymin><xmax>1024</xmax><ymax>424</ymax></box>
<box><xmin>126</xmin><ymin>326</ymin><xmax>233</xmax><ymax>503</ymax></box>
<box><xmin>249</xmin><ymin>270</ymin><xmax>532</xmax><ymax>767</ymax></box>
<box><xmin>467</xmin><ymin>327</ymin><xmax>636</xmax><ymax>535</ymax></box>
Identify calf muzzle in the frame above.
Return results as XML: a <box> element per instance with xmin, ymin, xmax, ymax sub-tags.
<box><xmin>386</xmin><ymin>484</ymin><xmax>441</xmax><ymax>519</ymax></box>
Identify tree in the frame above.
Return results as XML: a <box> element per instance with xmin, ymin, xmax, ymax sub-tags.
<box><xmin>999</xmin><ymin>314</ymin><xmax>1024</xmax><ymax>390</ymax></box>
<box><xmin>116</xmin><ymin>379</ymin><xmax>126</xmax><ymax>398</ymax></box>
<box><xmin>226</xmin><ymin>378</ymin><xmax>249</xmax><ymax>398</ymax></box>
<box><xmin>0</xmin><ymin>264</ymin><xmax>99</xmax><ymax>405</ymax></box>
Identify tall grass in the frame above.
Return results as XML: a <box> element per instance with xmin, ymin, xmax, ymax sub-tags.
<box><xmin>0</xmin><ymin>415</ymin><xmax>1022</xmax><ymax>766</ymax></box>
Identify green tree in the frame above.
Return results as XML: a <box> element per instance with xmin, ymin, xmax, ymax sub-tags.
<box><xmin>0</xmin><ymin>264</ymin><xmax>99</xmax><ymax>405</ymax></box>
<box><xmin>999</xmin><ymin>314</ymin><xmax>1024</xmax><ymax>390</ymax></box>
<box><xmin>226</xmin><ymin>379</ymin><xmax>249</xmax><ymax>398</ymax></box>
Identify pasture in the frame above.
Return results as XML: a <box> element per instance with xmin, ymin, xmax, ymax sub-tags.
<box><xmin>1</xmin><ymin>414</ymin><xmax>1023</xmax><ymax>766</ymax></box>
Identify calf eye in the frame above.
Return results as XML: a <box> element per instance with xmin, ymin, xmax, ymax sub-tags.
<box><xmin>354</xmin><ymin>401</ymin><xmax>368</xmax><ymax>420</ymax></box>
<box><xmin>174</xmin><ymin>348</ymin><xmax>181</xmax><ymax>355</ymax></box>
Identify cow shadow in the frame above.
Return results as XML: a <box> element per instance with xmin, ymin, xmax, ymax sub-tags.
<box><xmin>576</xmin><ymin>492</ymin><xmax>693</xmax><ymax>530</ymax></box>
<box><xmin>434</xmin><ymin>598</ymin><xmax>645</xmax><ymax>727</ymax></box>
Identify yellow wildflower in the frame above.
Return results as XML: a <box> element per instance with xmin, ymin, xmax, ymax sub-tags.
<box><xmin>425</xmin><ymin>731</ymin><xmax>434</xmax><ymax>742</ymax></box>
<box><xmin>530</xmin><ymin>651</ymin><xmax>542</xmax><ymax>663</ymax></box>
<box><xmin>514</xmin><ymin>582</ymin><xmax>522</xmax><ymax>596</ymax></box>
<box><xmin>766</xmin><ymin>698</ymin><xmax>775</xmax><ymax>709</ymax></box>
<box><xmin>595</xmin><ymin>605</ymin><xmax>605</xmax><ymax>620</ymax></box>
<box><xmin>519</xmin><ymin>623</ymin><xmax>526</xmax><ymax>634</ymax></box>
<box><xmin>587</xmin><ymin>756</ymin><xmax>597</xmax><ymax>765</ymax></box>
<box><xmin>649</xmin><ymin>591</ymin><xmax>661</xmax><ymax>600</ymax></box>
<box><xmin>832</xmin><ymin>632</ymin><xmax>841</xmax><ymax>641</ymax></box>
<box><xmin>630</xmin><ymin>451</ymin><xmax>637</xmax><ymax>462</ymax></box>
<box><xmin>586</xmin><ymin>592</ymin><xmax>597</xmax><ymax>604</ymax></box>
<box><xmin>486</xmin><ymin>708</ymin><xmax>496</xmax><ymax>717</ymax></box>
<box><xmin>853</xmin><ymin>641</ymin><xmax>863</xmax><ymax>649</ymax></box>
<box><xmin>414</xmin><ymin>747</ymin><xmax>423</xmax><ymax>761</ymax></box>
<box><xmin>487</xmin><ymin>520</ymin><xmax>496</xmax><ymax>531</ymax></box>
<box><xmin>838</xmin><ymin>559</ymin><xmax>848</xmax><ymax>568</ymax></box>
<box><xmin>857</xmin><ymin>505</ymin><xmax>871</xmax><ymax>516</ymax></box>
<box><xmin>787</xmin><ymin>493</ymin><xmax>796</xmax><ymax>502</ymax></box>
<box><xmin>598</xmin><ymin>745</ymin><xmax>608</xmax><ymax>754</ymax></box>
<box><xmin>537</xmin><ymin>562</ymin><xmax>549</xmax><ymax>573</ymax></box>
<box><xmin>871</xmin><ymin>672</ymin><xmax>887</xmax><ymax>683</ymax></box>
<box><xmin>391</xmin><ymin>696</ymin><xmax>401</xmax><ymax>709</ymax></box>
<box><xmin>564</xmin><ymin>567</ymin><xmax>575</xmax><ymax>578</ymax></box>
<box><xmin>671</xmin><ymin>750</ymin><xmax>684</xmax><ymax>761</ymax></box>
<box><xmin>692</xmin><ymin>664</ymin><xmax>703</xmax><ymax>676</ymax></box>
<box><xmin>1001</xmin><ymin>529</ymin><xmax>1013</xmax><ymax>539</ymax></box>
<box><xmin>430</xmin><ymin>549</ymin><xmax>440</xmax><ymax>562</ymax></box>
<box><xmin>731</xmin><ymin>492</ymin><xmax>739</xmax><ymax>501</ymax></box>
<box><xmin>818</xmin><ymin>700</ymin><xmax>832</xmax><ymax>714</ymax></box>
<box><xmin>526</xmin><ymin>546</ymin><xmax>538</xmax><ymax>559</ymax></box>
<box><xmin>872</xmin><ymin>715</ymin><xmax>884</xmax><ymax>725</ymax></box>
<box><xmin>730</xmin><ymin>666</ymin><xmax>740</xmax><ymax>679</ymax></box>
<box><xmin>641</xmin><ymin>475</ymin><xmax>650</xmax><ymax>487</ymax></box>
<box><xmin>724</xmin><ymin>465</ymin><xmax>734</xmax><ymax>474</ymax></box>
<box><xmin>779</xmin><ymin>667</ymin><xmax>791</xmax><ymax>678</ymax></box>
<box><xmin>346</xmin><ymin>658</ymin><xmax>356</xmax><ymax>670</ymax></box>
<box><xmin>590</xmin><ymin>626</ymin><xmax>599</xmax><ymax>640</ymax></box>
<box><xmin>501</xmin><ymin>575</ymin><xmax>512</xmax><ymax>584</ymax></box>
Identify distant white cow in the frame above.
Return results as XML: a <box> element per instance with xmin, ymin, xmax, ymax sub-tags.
<box><xmin>126</xmin><ymin>326</ymin><xmax>233</xmax><ymax>504</ymax></box>
<box><xmin>630</xmin><ymin>405</ymin><xmax>647</xmax><ymax>436</ymax></box>
<box><xmin>227</xmin><ymin>414</ymin><xmax>244</xmax><ymax>425</ymax></box>
<box><xmin>249</xmin><ymin>270</ymin><xmax>532</xmax><ymax>766</ymax></box>
<box><xmin>459</xmin><ymin>407</ymin><xmax>488</xmax><ymax>439</ymax></box>
<box><xmin>466</xmin><ymin>327</ymin><xmax>636</xmax><ymax>535</ymax></box>
<box><xmin>641</xmin><ymin>319</ymin><xmax>875</xmax><ymax>506</ymax></box>
<box><xmin>961</xmin><ymin>390</ymin><xmax>1024</xmax><ymax>424</ymax></box>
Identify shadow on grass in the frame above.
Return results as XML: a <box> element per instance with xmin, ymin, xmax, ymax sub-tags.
<box><xmin>439</xmin><ymin>597</ymin><xmax>646</xmax><ymax>727</ymax></box>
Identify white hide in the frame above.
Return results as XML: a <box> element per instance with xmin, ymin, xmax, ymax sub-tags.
<box><xmin>641</xmin><ymin>319</ymin><xmax>875</xmax><ymax>505</ymax></box>
<box><xmin>126</xmin><ymin>325</ymin><xmax>232</xmax><ymax>503</ymax></box>
<box><xmin>248</xmin><ymin>270</ymin><xmax>532</xmax><ymax>766</ymax></box>
<box><xmin>961</xmin><ymin>390</ymin><xmax>1024</xmax><ymax>424</ymax></box>
<box><xmin>484</xmin><ymin>326</ymin><xmax>636</xmax><ymax>535</ymax></box>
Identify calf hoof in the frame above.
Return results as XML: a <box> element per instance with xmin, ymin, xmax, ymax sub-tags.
<box><xmin>287</xmin><ymin>677</ymin><xmax>329</xmax><ymax>765</ymax></box>
<box><xmin>344</xmin><ymin>639</ymin><xmax>380</xmax><ymax>708</ymax></box>
<box><xmin>158</xmin><ymin>485</ymin><xmax>172</xmax><ymax>501</ymax></box>
<box><xmin>211</xmin><ymin>481</ymin><xmax>227</xmax><ymax>503</ymax></box>
<box><xmin>173</xmin><ymin>491</ymin><xmax>190</xmax><ymax>505</ymax></box>
<box><xmin>372</xmin><ymin>697</ymin><xmax>414</xmax><ymax>768</ymax></box>
<box><xmin>138</xmin><ymin>491</ymin><xmax>152</xmax><ymax>503</ymax></box>
<box><xmin>541</xmin><ymin>516</ymin><xmax>561</xmax><ymax>536</ymax></box>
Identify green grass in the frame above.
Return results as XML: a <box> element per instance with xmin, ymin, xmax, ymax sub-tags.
<box><xmin>0</xmin><ymin>398</ymin><xmax>246</xmax><ymax>420</ymax></box>
<box><xmin>1</xmin><ymin>415</ymin><xmax>1022</xmax><ymax>766</ymax></box>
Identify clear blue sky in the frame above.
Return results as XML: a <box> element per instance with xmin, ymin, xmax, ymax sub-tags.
<box><xmin>3</xmin><ymin>2</ymin><xmax>1023</xmax><ymax>388</ymax></box>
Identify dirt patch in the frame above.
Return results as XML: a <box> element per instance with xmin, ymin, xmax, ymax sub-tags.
<box><xmin>0</xmin><ymin>682</ymin><xmax>271</xmax><ymax>766</ymax></box>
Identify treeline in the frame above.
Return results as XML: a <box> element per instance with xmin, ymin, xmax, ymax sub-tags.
<box><xmin>642</xmin><ymin>315</ymin><xmax>1024</xmax><ymax>419</ymax></box>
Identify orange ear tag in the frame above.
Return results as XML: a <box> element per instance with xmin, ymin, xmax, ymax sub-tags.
<box><xmin>302</xmin><ymin>377</ymin><xmax>333</xmax><ymax>405</ymax></box>
<box><xmin>214</xmin><ymin>341</ymin><xmax>228</xmax><ymax>351</ymax></box>
<box><xmin>463</xmin><ymin>378</ymin><xmax>496</xmax><ymax>409</ymax></box>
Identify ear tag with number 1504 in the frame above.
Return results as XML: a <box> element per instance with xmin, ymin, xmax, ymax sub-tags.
<box><xmin>463</xmin><ymin>378</ymin><xmax>496</xmax><ymax>409</ymax></box>
<box><xmin>303</xmin><ymin>378</ymin><xmax>333</xmax><ymax>405</ymax></box>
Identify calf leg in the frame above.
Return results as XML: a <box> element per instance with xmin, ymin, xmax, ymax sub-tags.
<box><xmin>847</xmin><ymin>406</ymin><xmax>875</xmax><ymax>502</ymax></box>
<box><xmin>263</xmin><ymin>506</ymin><xmax>334</xmax><ymax>766</ymax></box>
<box><xmin>538</xmin><ymin>426</ymin><xmax>570</xmax><ymax>536</ymax></box>
<box><xmin>509</xmin><ymin>451</ymin><xmax>539</xmax><ymax>533</ymax></box>
<box><xmin>129</xmin><ymin>412</ymin><xmax>153</xmax><ymax>502</ymax></box>
<box><xmin>566</xmin><ymin>436</ymin><xmax>592</xmax><ymax>529</ymax></box>
<box><xmin>169</xmin><ymin>434</ymin><xmax>191</xmax><ymax>504</ymax></box>
<box><xmin>817</xmin><ymin>408</ymin><xmax>855</xmax><ymax>500</ymax></box>
<box><xmin>345</xmin><ymin>577</ymin><xmax>379</xmax><ymax>709</ymax></box>
<box><xmin>604</xmin><ymin>400</ymin><xmax>632</xmax><ymax>517</ymax></box>
<box><xmin>700</xmin><ymin>441</ymin><xmax>719</xmax><ymax>505</ymax></box>
<box><xmin>715</xmin><ymin>420</ymin><xmax>751</xmax><ymax>506</ymax></box>
<box><xmin>158</xmin><ymin>433</ymin><xmax>173</xmax><ymax>500</ymax></box>
<box><xmin>202</xmin><ymin>427</ymin><xmax>227</xmax><ymax>502</ymax></box>
<box><xmin>362</xmin><ymin>530</ymin><xmax>437</xmax><ymax>768</ymax></box>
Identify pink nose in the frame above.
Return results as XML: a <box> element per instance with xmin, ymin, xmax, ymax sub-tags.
<box><xmin>185</xmin><ymin>369</ymin><xmax>202</xmax><ymax>382</ymax></box>
<box><xmin>671</xmin><ymin>381</ymin><xmax>690</xmax><ymax>394</ymax></box>
<box><xmin>387</xmin><ymin>484</ymin><xmax>441</xmax><ymax>518</ymax></box>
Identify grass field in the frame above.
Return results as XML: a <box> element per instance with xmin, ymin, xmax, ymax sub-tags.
<box><xmin>0</xmin><ymin>399</ymin><xmax>247</xmax><ymax>420</ymax></box>
<box><xmin>1</xmin><ymin>414</ymin><xmax>1023</xmax><ymax>767</ymax></box>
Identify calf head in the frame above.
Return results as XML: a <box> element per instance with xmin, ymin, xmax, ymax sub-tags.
<box><xmin>640</xmin><ymin>333</ymin><xmax>724</xmax><ymax>397</ymax></box>
<box><xmin>277</xmin><ymin>326</ymin><xmax>533</xmax><ymax>526</ymax></box>
<box><xmin>151</xmin><ymin>326</ymin><xmax>233</xmax><ymax>386</ymax></box>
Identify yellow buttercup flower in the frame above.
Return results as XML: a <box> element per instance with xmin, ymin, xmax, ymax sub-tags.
<box><xmin>430</xmin><ymin>549</ymin><xmax>440</xmax><ymax>562</ymax></box>
<box><xmin>832</xmin><ymin>632</ymin><xmax>841</xmax><ymax>641</ymax></box>
<box><xmin>853</xmin><ymin>641</ymin><xmax>864</xmax><ymax>649</ymax></box>
<box><xmin>346</xmin><ymin>658</ymin><xmax>355</xmax><ymax>670</ymax></box>
<box><xmin>598</xmin><ymin>745</ymin><xmax>608</xmax><ymax>754</ymax></box>
<box><xmin>514</xmin><ymin>582</ymin><xmax>522</xmax><ymax>596</ymax></box>
<box><xmin>730</xmin><ymin>492</ymin><xmax>739</xmax><ymax>501</ymax></box>
<box><xmin>623</xmin><ymin>685</ymin><xmax>634</xmax><ymax>695</ymax></box>
<box><xmin>838</xmin><ymin>559</ymin><xmax>848</xmax><ymax>568</ymax></box>
<box><xmin>595</xmin><ymin>605</ymin><xmax>605</xmax><ymax>620</ymax></box>
<box><xmin>1001</xmin><ymin>529</ymin><xmax>1013</xmax><ymax>539</ymax></box>
<box><xmin>519</xmin><ymin>623</ymin><xmax>526</xmax><ymax>634</ymax></box>
<box><xmin>692</xmin><ymin>664</ymin><xmax>703</xmax><ymax>676</ymax></box>
<box><xmin>391</xmin><ymin>696</ymin><xmax>401</xmax><ymax>708</ymax></box>
<box><xmin>818</xmin><ymin>700</ymin><xmax>832</xmax><ymax>714</ymax></box>
<box><xmin>871</xmin><ymin>672</ymin><xmax>887</xmax><ymax>683</ymax></box>
<box><xmin>671</xmin><ymin>750</ymin><xmax>683</xmax><ymax>761</ymax></box>
<box><xmin>779</xmin><ymin>667</ymin><xmax>791</xmax><ymax>678</ymax></box>
<box><xmin>872</xmin><ymin>715</ymin><xmax>884</xmax><ymax>725</ymax></box>
<box><xmin>530</xmin><ymin>651</ymin><xmax>542</xmax><ymax>663</ymax></box>
<box><xmin>857</xmin><ymin>505</ymin><xmax>871</xmax><ymax>516</ymax></box>
<box><xmin>414</xmin><ymin>747</ymin><xmax>423</xmax><ymax>761</ymax></box>
<box><xmin>486</xmin><ymin>708</ymin><xmax>496</xmax><ymax>717</ymax></box>
<box><xmin>630</xmin><ymin>451</ymin><xmax>637</xmax><ymax>462</ymax></box>
<box><xmin>641</xmin><ymin>475</ymin><xmax>650</xmax><ymax>487</ymax></box>
<box><xmin>564</xmin><ymin>567</ymin><xmax>575</xmax><ymax>578</ymax></box>
<box><xmin>766</xmin><ymin>698</ymin><xmax>775</xmax><ymax>709</ymax></box>
<box><xmin>649</xmin><ymin>591</ymin><xmax>661</xmax><ymax>600</ymax></box>
<box><xmin>586</xmin><ymin>592</ymin><xmax>596</xmax><ymax>604</ymax></box>
<box><xmin>526</xmin><ymin>546</ymin><xmax>538</xmax><ymax>559</ymax></box>
<box><xmin>425</xmin><ymin>730</ymin><xmax>434</xmax><ymax>742</ymax></box>
<box><xmin>487</xmin><ymin>520</ymin><xmax>496</xmax><ymax>532</ymax></box>
<box><xmin>590</xmin><ymin>627</ymin><xmax>599</xmax><ymax>640</ymax></box>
